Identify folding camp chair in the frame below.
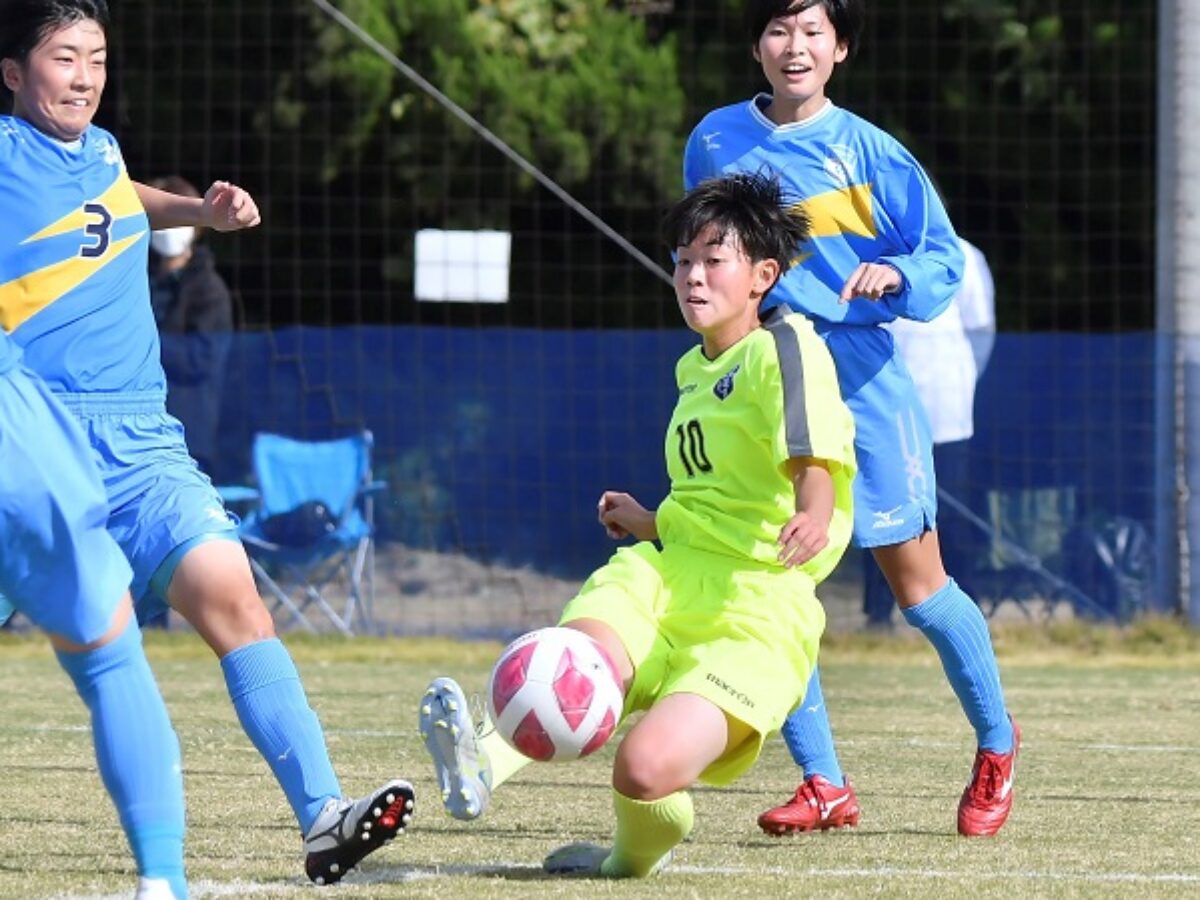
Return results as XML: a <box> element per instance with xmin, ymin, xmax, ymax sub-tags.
<box><xmin>221</xmin><ymin>431</ymin><xmax>385</xmax><ymax>635</ymax></box>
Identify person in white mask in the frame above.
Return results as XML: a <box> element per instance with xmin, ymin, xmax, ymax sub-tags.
<box><xmin>148</xmin><ymin>175</ymin><xmax>234</xmax><ymax>480</ymax></box>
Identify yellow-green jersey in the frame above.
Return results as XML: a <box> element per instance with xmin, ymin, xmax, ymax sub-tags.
<box><xmin>657</xmin><ymin>307</ymin><xmax>856</xmax><ymax>583</ymax></box>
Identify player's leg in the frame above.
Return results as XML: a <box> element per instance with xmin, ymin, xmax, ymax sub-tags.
<box><xmin>873</xmin><ymin>531</ymin><xmax>1018</xmax><ymax>836</ymax></box>
<box><xmin>165</xmin><ymin>538</ymin><xmax>414</xmax><ymax>882</ymax></box>
<box><xmin>548</xmin><ymin>554</ymin><xmax>824</xmax><ymax>876</ymax></box>
<box><xmin>51</xmin><ymin>598</ymin><xmax>188</xmax><ymax>900</ymax></box>
<box><xmin>94</xmin><ymin>405</ymin><xmax>411</xmax><ymax>883</ymax></box>
<box><xmin>0</xmin><ymin>370</ymin><xmax>187</xmax><ymax>898</ymax></box>
<box><xmin>758</xmin><ymin>666</ymin><xmax>861</xmax><ymax>834</ymax></box>
<box><xmin>421</xmin><ymin>543</ymin><xmax>661</xmax><ymax>823</ymax></box>
<box><xmin>764</xmin><ymin>328</ymin><xmax>929</xmax><ymax>833</ymax></box>
<box><xmin>544</xmin><ymin>692</ymin><xmax>730</xmax><ymax>878</ymax></box>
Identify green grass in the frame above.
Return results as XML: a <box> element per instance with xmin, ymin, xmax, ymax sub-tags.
<box><xmin>1</xmin><ymin>623</ymin><xmax>1198</xmax><ymax>899</ymax></box>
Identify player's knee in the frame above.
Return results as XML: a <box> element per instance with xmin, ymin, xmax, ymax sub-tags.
<box><xmin>613</xmin><ymin>739</ymin><xmax>685</xmax><ymax>800</ymax></box>
<box><xmin>178</xmin><ymin>584</ymin><xmax>276</xmax><ymax>652</ymax></box>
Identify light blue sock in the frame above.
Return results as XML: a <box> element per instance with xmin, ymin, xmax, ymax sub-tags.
<box><xmin>221</xmin><ymin>638</ymin><xmax>341</xmax><ymax>833</ymax></box>
<box><xmin>902</xmin><ymin>579</ymin><xmax>1013</xmax><ymax>752</ymax></box>
<box><xmin>779</xmin><ymin>666</ymin><xmax>846</xmax><ymax>786</ymax></box>
<box><xmin>56</xmin><ymin>619</ymin><xmax>187</xmax><ymax>900</ymax></box>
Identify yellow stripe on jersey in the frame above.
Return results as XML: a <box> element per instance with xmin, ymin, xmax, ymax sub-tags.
<box><xmin>790</xmin><ymin>183</ymin><xmax>877</xmax><ymax>240</ymax></box>
<box><xmin>20</xmin><ymin>172</ymin><xmax>143</xmax><ymax>244</ymax></box>
<box><xmin>0</xmin><ymin>231</ymin><xmax>143</xmax><ymax>331</ymax></box>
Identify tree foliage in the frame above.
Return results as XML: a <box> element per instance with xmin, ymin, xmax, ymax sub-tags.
<box><xmin>107</xmin><ymin>0</ymin><xmax>1154</xmax><ymax>330</ymax></box>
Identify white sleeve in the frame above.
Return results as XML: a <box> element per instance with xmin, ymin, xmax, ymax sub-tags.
<box><xmin>955</xmin><ymin>239</ymin><xmax>996</xmax><ymax>376</ymax></box>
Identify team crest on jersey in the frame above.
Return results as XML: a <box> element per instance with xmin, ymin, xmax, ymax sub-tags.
<box><xmin>823</xmin><ymin>144</ymin><xmax>858</xmax><ymax>188</ymax></box>
<box><xmin>94</xmin><ymin>137</ymin><xmax>121</xmax><ymax>166</ymax></box>
<box><xmin>713</xmin><ymin>364</ymin><xmax>741</xmax><ymax>400</ymax></box>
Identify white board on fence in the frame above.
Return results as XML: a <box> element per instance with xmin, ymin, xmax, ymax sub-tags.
<box><xmin>414</xmin><ymin>229</ymin><xmax>511</xmax><ymax>303</ymax></box>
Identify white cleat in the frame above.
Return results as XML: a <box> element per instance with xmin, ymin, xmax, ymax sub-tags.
<box><xmin>542</xmin><ymin>842</ymin><xmax>672</xmax><ymax>878</ymax></box>
<box><xmin>419</xmin><ymin>676</ymin><xmax>492</xmax><ymax>821</ymax></box>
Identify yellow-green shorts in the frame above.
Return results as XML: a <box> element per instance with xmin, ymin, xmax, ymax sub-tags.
<box><xmin>558</xmin><ymin>541</ymin><xmax>825</xmax><ymax>785</ymax></box>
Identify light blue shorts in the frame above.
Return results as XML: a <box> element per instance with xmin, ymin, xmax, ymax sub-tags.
<box><xmin>56</xmin><ymin>391</ymin><xmax>239</xmax><ymax>624</ymax></box>
<box><xmin>818</xmin><ymin>324</ymin><xmax>938</xmax><ymax>548</ymax></box>
<box><xmin>0</xmin><ymin>366</ymin><xmax>131</xmax><ymax>643</ymax></box>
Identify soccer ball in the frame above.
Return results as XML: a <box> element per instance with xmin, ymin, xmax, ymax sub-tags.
<box><xmin>487</xmin><ymin>626</ymin><xmax>624</xmax><ymax>762</ymax></box>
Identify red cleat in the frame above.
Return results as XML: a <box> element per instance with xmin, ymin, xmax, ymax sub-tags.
<box><xmin>958</xmin><ymin>717</ymin><xmax>1021</xmax><ymax>836</ymax></box>
<box><xmin>757</xmin><ymin>775</ymin><xmax>861</xmax><ymax>835</ymax></box>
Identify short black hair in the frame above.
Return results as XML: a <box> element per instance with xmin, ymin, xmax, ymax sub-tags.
<box><xmin>0</xmin><ymin>0</ymin><xmax>109</xmax><ymax>67</ymax></box>
<box><xmin>743</xmin><ymin>0</ymin><xmax>865</xmax><ymax>59</ymax></box>
<box><xmin>662</xmin><ymin>172</ymin><xmax>810</xmax><ymax>279</ymax></box>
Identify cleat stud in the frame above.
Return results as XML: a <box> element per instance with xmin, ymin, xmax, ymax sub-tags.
<box><xmin>385</xmin><ymin>792</ymin><xmax>395</xmax><ymax>803</ymax></box>
<box><xmin>362</xmin><ymin>832</ymin><xmax>371</xmax><ymax>842</ymax></box>
<box><xmin>435</xmin><ymin>720</ymin><xmax>449</xmax><ymax>730</ymax></box>
<box><xmin>402</xmin><ymin>813</ymin><xmax>412</xmax><ymax>825</ymax></box>
<box><xmin>447</xmin><ymin>700</ymin><xmax>458</xmax><ymax>712</ymax></box>
<box><xmin>421</xmin><ymin>704</ymin><xmax>432</xmax><ymax>715</ymax></box>
<box><xmin>330</xmin><ymin>864</ymin><xmax>340</xmax><ymax>874</ymax></box>
<box><xmin>315</xmin><ymin>876</ymin><xmax>326</xmax><ymax>885</ymax></box>
<box><xmin>450</xmin><ymin>725</ymin><xmax>460</xmax><ymax>739</ymax></box>
<box><xmin>373</xmin><ymin>806</ymin><xmax>383</xmax><ymax>817</ymax></box>
<box><xmin>442</xmin><ymin>788</ymin><xmax>451</xmax><ymax>800</ymax></box>
<box><xmin>466</xmin><ymin>804</ymin><xmax>478</xmax><ymax>815</ymax></box>
<box><xmin>406</xmin><ymin>799</ymin><xmax>414</xmax><ymax>810</ymax></box>
<box><xmin>425</xmin><ymin>687</ymin><xmax>435</xmax><ymax>696</ymax></box>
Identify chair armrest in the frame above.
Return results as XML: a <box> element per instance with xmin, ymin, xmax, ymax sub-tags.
<box><xmin>217</xmin><ymin>485</ymin><xmax>261</xmax><ymax>505</ymax></box>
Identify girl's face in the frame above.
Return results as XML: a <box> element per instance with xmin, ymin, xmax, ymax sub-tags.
<box><xmin>673</xmin><ymin>224</ymin><xmax>779</xmax><ymax>358</ymax></box>
<box><xmin>3</xmin><ymin>18</ymin><xmax>107</xmax><ymax>142</ymax></box>
<box><xmin>754</xmin><ymin>4</ymin><xmax>848</xmax><ymax>123</ymax></box>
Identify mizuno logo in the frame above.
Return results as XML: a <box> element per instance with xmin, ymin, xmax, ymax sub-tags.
<box><xmin>701</xmin><ymin>131</ymin><xmax>721</xmax><ymax>151</ymax></box>
<box><xmin>871</xmin><ymin>506</ymin><xmax>905</xmax><ymax>529</ymax></box>
<box><xmin>813</xmin><ymin>792</ymin><xmax>851</xmax><ymax>812</ymax></box>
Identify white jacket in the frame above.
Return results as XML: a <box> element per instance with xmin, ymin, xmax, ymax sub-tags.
<box><xmin>887</xmin><ymin>238</ymin><xmax>995</xmax><ymax>444</ymax></box>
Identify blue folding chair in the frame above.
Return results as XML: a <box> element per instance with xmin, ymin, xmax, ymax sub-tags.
<box><xmin>222</xmin><ymin>431</ymin><xmax>385</xmax><ymax>635</ymax></box>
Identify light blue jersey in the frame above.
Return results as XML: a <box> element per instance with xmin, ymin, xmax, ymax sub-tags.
<box><xmin>0</xmin><ymin>116</ymin><xmax>163</xmax><ymax>394</ymax></box>
<box><xmin>685</xmin><ymin>97</ymin><xmax>965</xmax><ymax>546</ymax></box>
<box><xmin>0</xmin><ymin>117</ymin><xmax>235</xmax><ymax>612</ymax></box>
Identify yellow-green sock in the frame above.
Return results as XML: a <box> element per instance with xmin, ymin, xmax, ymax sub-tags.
<box><xmin>602</xmin><ymin>789</ymin><xmax>694</xmax><ymax>878</ymax></box>
<box><xmin>480</xmin><ymin>715</ymin><xmax>534</xmax><ymax>788</ymax></box>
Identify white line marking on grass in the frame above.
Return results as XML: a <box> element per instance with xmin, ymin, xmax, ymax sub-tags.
<box><xmin>672</xmin><ymin>865</ymin><xmax>1200</xmax><ymax>884</ymax></box>
<box><xmin>18</xmin><ymin>724</ymin><xmax>1200</xmax><ymax>754</ymax></box>
<box><xmin>55</xmin><ymin>864</ymin><xmax>1200</xmax><ymax>897</ymax></box>
<box><xmin>58</xmin><ymin>879</ymin><xmax>309</xmax><ymax>899</ymax></box>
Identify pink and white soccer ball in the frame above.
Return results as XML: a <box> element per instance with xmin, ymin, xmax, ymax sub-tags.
<box><xmin>487</xmin><ymin>626</ymin><xmax>624</xmax><ymax>762</ymax></box>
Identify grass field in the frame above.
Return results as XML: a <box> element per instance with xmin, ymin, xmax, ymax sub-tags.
<box><xmin>1</xmin><ymin>621</ymin><xmax>1198</xmax><ymax>899</ymax></box>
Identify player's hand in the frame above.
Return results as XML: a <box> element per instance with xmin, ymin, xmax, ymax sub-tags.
<box><xmin>838</xmin><ymin>262</ymin><xmax>902</xmax><ymax>302</ymax></box>
<box><xmin>202</xmin><ymin>180</ymin><xmax>261</xmax><ymax>231</ymax></box>
<box><xmin>597</xmin><ymin>491</ymin><xmax>656</xmax><ymax>542</ymax></box>
<box><xmin>777</xmin><ymin>511</ymin><xmax>828</xmax><ymax>567</ymax></box>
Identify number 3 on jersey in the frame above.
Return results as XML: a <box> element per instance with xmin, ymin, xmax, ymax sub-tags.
<box><xmin>675</xmin><ymin>418</ymin><xmax>712</xmax><ymax>477</ymax></box>
<box><xmin>80</xmin><ymin>202</ymin><xmax>113</xmax><ymax>258</ymax></box>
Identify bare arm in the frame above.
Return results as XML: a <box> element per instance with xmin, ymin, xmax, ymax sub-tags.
<box><xmin>777</xmin><ymin>456</ymin><xmax>834</xmax><ymax>568</ymax></box>
<box><xmin>135</xmin><ymin>180</ymin><xmax>261</xmax><ymax>231</ymax></box>
<box><xmin>597</xmin><ymin>490</ymin><xmax>658</xmax><ymax>542</ymax></box>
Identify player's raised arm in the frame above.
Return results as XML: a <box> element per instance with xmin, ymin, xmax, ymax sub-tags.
<box><xmin>135</xmin><ymin>179</ymin><xmax>261</xmax><ymax>231</ymax></box>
